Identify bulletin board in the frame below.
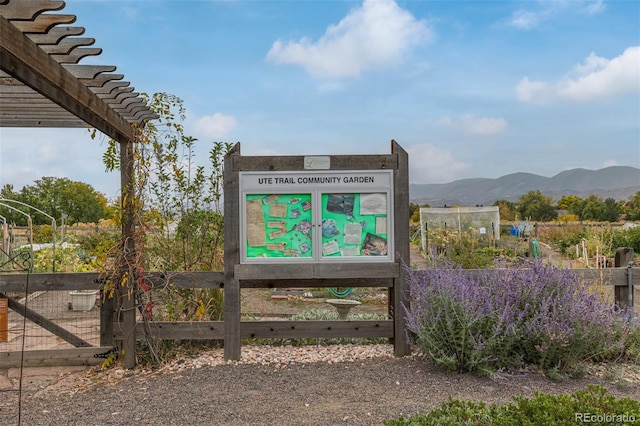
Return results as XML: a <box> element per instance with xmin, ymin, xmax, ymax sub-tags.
<box><xmin>245</xmin><ymin>193</ymin><xmax>314</xmax><ymax>259</ymax></box>
<box><xmin>240</xmin><ymin>170</ymin><xmax>394</xmax><ymax>263</ymax></box>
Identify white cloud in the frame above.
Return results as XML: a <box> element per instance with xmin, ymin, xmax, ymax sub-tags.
<box><xmin>424</xmin><ymin>115</ymin><xmax>507</xmax><ymax>135</ymax></box>
<box><xmin>515</xmin><ymin>77</ymin><xmax>554</xmax><ymax>104</ymax></box>
<box><xmin>602</xmin><ymin>159</ymin><xmax>619</xmax><ymax>168</ymax></box>
<box><xmin>560</xmin><ymin>47</ymin><xmax>640</xmax><ymax>101</ymax></box>
<box><xmin>0</xmin><ymin>128</ymin><xmax>118</xmax><ymax>196</ymax></box>
<box><xmin>406</xmin><ymin>143</ymin><xmax>468</xmax><ymax>184</ymax></box>
<box><xmin>508</xmin><ymin>10</ymin><xmax>543</xmax><ymax>30</ymax></box>
<box><xmin>266</xmin><ymin>0</ymin><xmax>432</xmax><ymax>78</ymax></box>
<box><xmin>506</xmin><ymin>0</ymin><xmax>605</xmax><ymax>30</ymax></box>
<box><xmin>193</xmin><ymin>113</ymin><xmax>237</xmax><ymax>139</ymax></box>
<box><xmin>459</xmin><ymin>115</ymin><xmax>507</xmax><ymax>135</ymax></box>
<box><xmin>584</xmin><ymin>0</ymin><xmax>606</xmax><ymax>15</ymax></box>
<box><xmin>516</xmin><ymin>46</ymin><xmax>640</xmax><ymax>103</ymax></box>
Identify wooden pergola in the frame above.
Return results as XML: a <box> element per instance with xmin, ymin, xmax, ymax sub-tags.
<box><xmin>1</xmin><ymin>0</ymin><xmax>157</xmax><ymax>368</ymax></box>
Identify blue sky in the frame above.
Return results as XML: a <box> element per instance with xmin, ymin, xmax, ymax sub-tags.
<box><xmin>1</xmin><ymin>0</ymin><xmax>639</xmax><ymax>200</ymax></box>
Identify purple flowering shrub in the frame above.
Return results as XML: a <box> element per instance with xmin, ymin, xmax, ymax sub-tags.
<box><xmin>404</xmin><ymin>259</ymin><xmax>634</xmax><ymax>374</ymax></box>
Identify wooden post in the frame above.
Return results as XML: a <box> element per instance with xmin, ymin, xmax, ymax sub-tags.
<box><xmin>120</xmin><ymin>140</ymin><xmax>137</xmax><ymax>369</ymax></box>
<box><xmin>224</xmin><ymin>143</ymin><xmax>241</xmax><ymax>360</ymax></box>
<box><xmin>0</xmin><ymin>297</ymin><xmax>7</xmax><ymax>342</ymax></box>
<box><xmin>615</xmin><ymin>247</ymin><xmax>634</xmax><ymax>310</ymax></box>
<box><xmin>392</xmin><ymin>140</ymin><xmax>410</xmax><ymax>356</ymax></box>
<box><xmin>100</xmin><ymin>289</ymin><xmax>114</xmax><ymax>347</ymax></box>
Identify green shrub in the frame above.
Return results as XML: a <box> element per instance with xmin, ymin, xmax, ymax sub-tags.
<box><xmin>32</xmin><ymin>246</ymin><xmax>97</xmax><ymax>272</ymax></box>
<box><xmin>384</xmin><ymin>385</ymin><xmax>640</xmax><ymax>425</ymax></box>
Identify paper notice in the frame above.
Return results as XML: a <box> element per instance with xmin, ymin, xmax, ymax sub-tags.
<box><xmin>267</xmin><ymin>243</ymin><xmax>286</xmax><ymax>252</ymax></box>
<box><xmin>269</xmin><ymin>203</ymin><xmax>287</xmax><ymax>218</ymax></box>
<box><xmin>375</xmin><ymin>216</ymin><xmax>387</xmax><ymax>234</ymax></box>
<box><xmin>360</xmin><ymin>193</ymin><xmax>386</xmax><ymax>215</ymax></box>
<box><xmin>263</xmin><ymin>194</ymin><xmax>280</xmax><ymax>204</ymax></box>
<box><xmin>247</xmin><ymin>199</ymin><xmax>265</xmax><ymax>223</ymax></box>
<box><xmin>341</xmin><ymin>246</ymin><xmax>360</xmax><ymax>256</ymax></box>
<box><xmin>268</xmin><ymin>228</ymin><xmax>287</xmax><ymax>239</ymax></box>
<box><xmin>268</xmin><ymin>220</ymin><xmax>286</xmax><ymax>229</ymax></box>
<box><xmin>322</xmin><ymin>240</ymin><xmax>340</xmax><ymax>256</ymax></box>
<box><xmin>343</xmin><ymin>222</ymin><xmax>363</xmax><ymax>245</ymax></box>
<box><xmin>247</xmin><ymin>223</ymin><xmax>266</xmax><ymax>247</ymax></box>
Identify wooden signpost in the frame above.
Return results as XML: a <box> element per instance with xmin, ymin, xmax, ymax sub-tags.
<box><xmin>223</xmin><ymin>140</ymin><xmax>410</xmax><ymax>360</ymax></box>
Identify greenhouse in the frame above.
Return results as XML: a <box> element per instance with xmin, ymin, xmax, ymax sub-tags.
<box><xmin>419</xmin><ymin>206</ymin><xmax>500</xmax><ymax>252</ymax></box>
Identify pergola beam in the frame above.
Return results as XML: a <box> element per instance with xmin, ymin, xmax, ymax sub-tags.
<box><xmin>0</xmin><ymin>15</ymin><xmax>135</xmax><ymax>142</ymax></box>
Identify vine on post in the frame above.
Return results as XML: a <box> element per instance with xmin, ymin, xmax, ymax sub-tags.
<box><xmin>99</xmin><ymin>92</ymin><xmax>232</xmax><ymax>365</ymax></box>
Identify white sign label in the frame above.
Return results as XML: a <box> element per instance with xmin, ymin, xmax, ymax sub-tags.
<box><xmin>304</xmin><ymin>156</ymin><xmax>330</xmax><ymax>170</ymax></box>
<box><xmin>240</xmin><ymin>170</ymin><xmax>392</xmax><ymax>191</ymax></box>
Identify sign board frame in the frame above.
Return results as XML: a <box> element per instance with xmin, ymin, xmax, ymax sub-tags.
<box><xmin>239</xmin><ymin>170</ymin><xmax>394</xmax><ymax>263</ymax></box>
<box><xmin>223</xmin><ymin>141</ymin><xmax>411</xmax><ymax>360</ymax></box>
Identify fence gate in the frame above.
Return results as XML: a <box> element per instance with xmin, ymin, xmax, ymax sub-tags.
<box><xmin>0</xmin><ymin>267</ymin><xmax>111</xmax><ymax>368</ymax></box>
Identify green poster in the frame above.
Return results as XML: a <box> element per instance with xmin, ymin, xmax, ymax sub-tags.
<box><xmin>245</xmin><ymin>194</ymin><xmax>313</xmax><ymax>258</ymax></box>
<box><xmin>321</xmin><ymin>192</ymin><xmax>388</xmax><ymax>257</ymax></box>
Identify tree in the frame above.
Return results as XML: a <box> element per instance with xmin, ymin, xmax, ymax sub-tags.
<box><xmin>494</xmin><ymin>199</ymin><xmax>516</xmax><ymax>221</ymax></box>
<box><xmin>410</xmin><ymin>202</ymin><xmax>429</xmax><ymax>223</ymax></box>
<box><xmin>603</xmin><ymin>197</ymin><xmax>622</xmax><ymax>222</ymax></box>
<box><xmin>516</xmin><ymin>190</ymin><xmax>557</xmax><ymax>222</ymax></box>
<box><xmin>1</xmin><ymin>177</ymin><xmax>106</xmax><ymax>225</ymax></box>
<box><xmin>0</xmin><ymin>184</ymin><xmax>25</xmax><ymax>225</ymax></box>
<box><xmin>580</xmin><ymin>195</ymin><xmax>607</xmax><ymax>221</ymax></box>
<box><xmin>625</xmin><ymin>191</ymin><xmax>640</xmax><ymax>221</ymax></box>
<box><xmin>557</xmin><ymin>195</ymin><xmax>583</xmax><ymax>216</ymax></box>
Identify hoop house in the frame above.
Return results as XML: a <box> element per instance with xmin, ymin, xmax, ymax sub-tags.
<box><xmin>419</xmin><ymin>206</ymin><xmax>500</xmax><ymax>252</ymax></box>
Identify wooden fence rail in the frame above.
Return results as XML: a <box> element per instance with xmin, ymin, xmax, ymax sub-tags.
<box><xmin>0</xmin><ymin>262</ymin><xmax>637</xmax><ymax>367</ymax></box>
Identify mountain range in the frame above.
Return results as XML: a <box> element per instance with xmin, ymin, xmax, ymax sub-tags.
<box><xmin>409</xmin><ymin>166</ymin><xmax>640</xmax><ymax>207</ymax></box>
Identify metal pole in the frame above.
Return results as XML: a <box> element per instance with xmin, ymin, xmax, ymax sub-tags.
<box><xmin>51</xmin><ymin>218</ymin><xmax>56</xmax><ymax>272</ymax></box>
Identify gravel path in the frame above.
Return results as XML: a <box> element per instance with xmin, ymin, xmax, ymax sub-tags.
<box><xmin>2</xmin><ymin>344</ymin><xmax>639</xmax><ymax>426</ymax></box>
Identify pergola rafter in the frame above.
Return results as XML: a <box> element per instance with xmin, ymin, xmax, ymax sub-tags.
<box><xmin>0</xmin><ymin>0</ymin><xmax>157</xmax><ymax>141</ymax></box>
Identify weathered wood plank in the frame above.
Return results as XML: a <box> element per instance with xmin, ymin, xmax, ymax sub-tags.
<box><xmin>144</xmin><ymin>271</ymin><xmax>225</xmax><ymax>289</ymax></box>
<box><xmin>235</xmin><ymin>262</ymin><xmax>399</xmax><ymax>281</ymax></box>
<box><xmin>0</xmin><ymin>15</ymin><xmax>135</xmax><ymax>140</ymax></box>
<box><xmin>120</xmin><ymin>140</ymin><xmax>137</xmax><ymax>369</ymax></box>
<box><xmin>224</xmin><ymin>143</ymin><xmax>242</xmax><ymax>360</ymax></box>
<box><xmin>0</xmin><ymin>347</ymin><xmax>111</xmax><ymax>368</ymax></box>
<box><xmin>10</xmin><ymin>13</ymin><xmax>75</xmax><ymax>33</ymax></box>
<box><xmin>27</xmin><ymin>26</ymin><xmax>85</xmax><ymax>44</ymax></box>
<box><xmin>240</xmin><ymin>278</ymin><xmax>393</xmax><ymax>288</ymax></box>
<box><xmin>392</xmin><ymin>140</ymin><xmax>411</xmax><ymax>356</ymax></box>
<box><xmin>40</xmin><ymin>37</ymin><xmax>95</xmax><ymax>54</ymax></box>
<box><xmin>116</xmin><ymin>320</ymin><xmax>393</xmax><ymax>340</ymax></box>
<box><xmin>241</xmin><ymin>320</ymin><xmax>393</xmax><ymax>339</ymax></box>
<box><xmin>51</xmin><ymin>47</ymin><xmax>102</xmax><ymax>64</ymax></box>
<box><xmin>235</xmin><ymin>263</ymin><xmax>314</xmax><ymax>280</ymax></box>
<box><xmin>126</xmin><ymin>321</ymin><xmax>225</xmax><ymax>340</ymax></box>
<box><xmin>1</xmin><ymin>1</ymin><xmax>65</xmax><ymax>21</ymax></box>
<box><xmin>0</xmin><ymin>272</ymin><xmax>100</xmax><ymax>292</ymax></box>
<box><xmin>100</xmin><ymin>291</ymin><xmax>115</xmax><ymax>347</ymax></box>
<box><xmin>1</xmin><ymin>268</ymin><xmax>635</xmax><ymax>293</ymax></box>
<box><xmin>234</xmin><ymin>155</ymin><xmax>398</xmax><ymax>171</ymax></box>
<box><xmin>313</xmin><ymin>262</ymin><xmax>399</xmax><ymax>279</ymax></box>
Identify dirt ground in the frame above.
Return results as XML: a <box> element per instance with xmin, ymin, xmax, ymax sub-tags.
<box><xmin>237</xmin><ymin>244</ymin><xmax>428</xmax><ymax>319</ymax></box>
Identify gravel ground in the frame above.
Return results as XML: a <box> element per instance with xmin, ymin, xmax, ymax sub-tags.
<box><xmin>2</xmin><ymin>344</ymin><xmax>639</xmax><ymax>426</ymax></box>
